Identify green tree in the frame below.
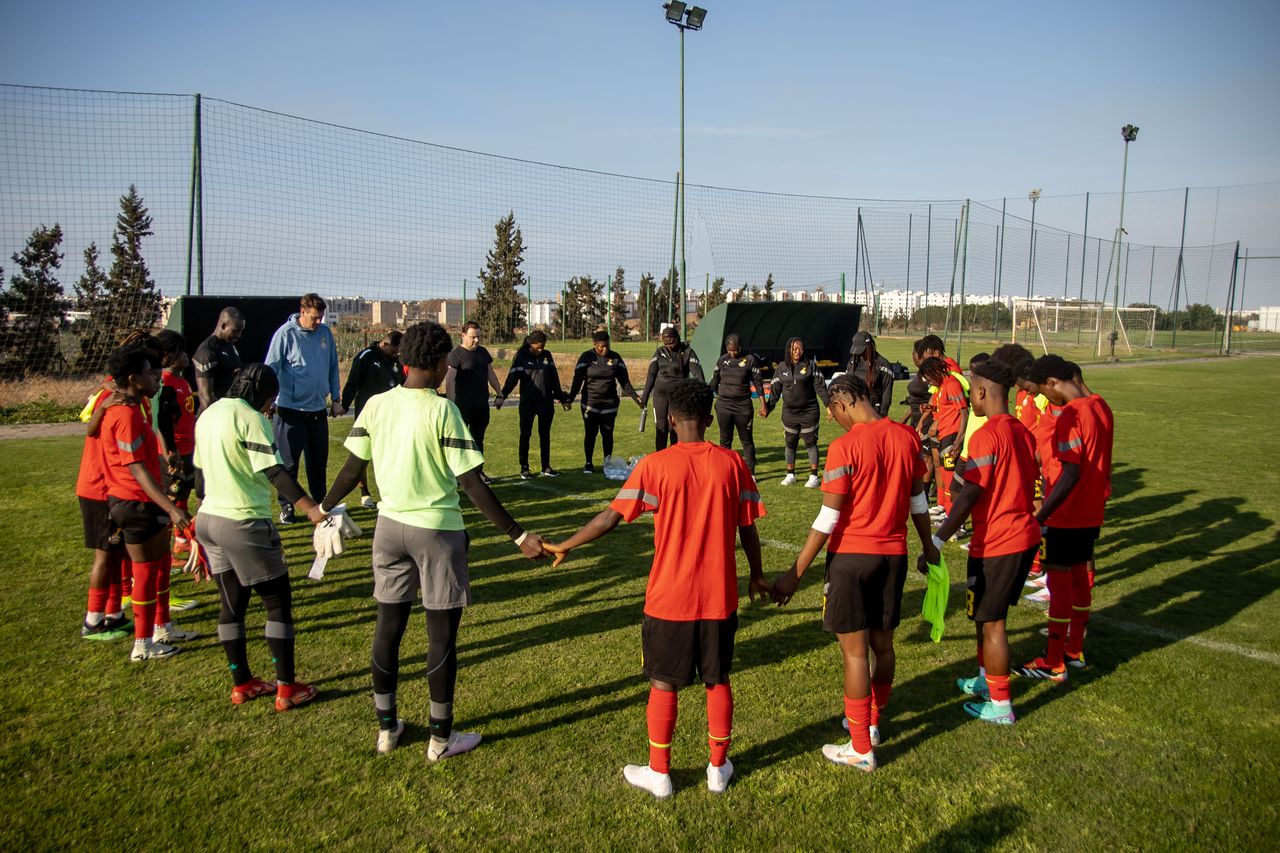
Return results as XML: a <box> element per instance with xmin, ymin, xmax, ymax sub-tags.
<box><xmin>561</xmin><ymin>274</ymin><xmax>605</xmax><ymax>339</ymax></box>
<box><xmin>1179</xmin><ymin>303</ymin><xmax>1219</xmax><ymax>332</ymax></box>
<box><xmin>1128</xmin><ymin>302</ymin><xmax>1168</xmax><ymax>331</ymax></box>
<box><xmin>609</xmin><ymin>266</ymin><xmax>627</xmax><ymax>333</ymax></box>
<box><xmin>106</xmin><ymin>185</ymin><xmax>163</xmax><ymax>331</ymax></box>
<box><xmin>72</xmin><ymin>242</ymin><xmax>112</xmax><ymax>372</ymax></box>
<box><xmin>635</xmin><ymin>273</ymin><xmax>658</xmax><ymax>339</ymax></box>
<box><xmin>656</xmin><ymin>269</ymin><xmax>678</xmax><ymax>334</ymax></box>
<box><xmin>762</xmin><ymin>273</ymin><xmax>775</xmax><ymax>302</ymax></box>
<box><xmin>473</xmin><ymin>212</ymin><xmax>528</xmax><ymax>343</ymax></box>
<box><xmin>1</xmin><ymin>224</ymin><xmax>67</xmax><ymax>377</ymax></box>
<box><xmin>704</xmin><ymin>276</ymin><xmax>726</xmax><ymax>316</ymax></box>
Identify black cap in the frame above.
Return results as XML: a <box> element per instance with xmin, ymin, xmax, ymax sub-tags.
<box><xmin>850</xmin><ymin>330</ymin><xmax>873</xmax><ymax>356</ymax></box>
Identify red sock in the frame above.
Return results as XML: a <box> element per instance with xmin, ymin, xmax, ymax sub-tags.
<box><xmin>705</xmin><ymin>683</ymin><xmax>733</xmax><ymax>767</ymax></box>
<box><xmin>1030</xmin><ymin>543</ymin><xmax>1043</xmax><ymax>575</ymax></box>
<box><xmin>938</xmin><ymin>468</ymin><xmax>954</xmax><ymax>512</ymax></box>
<box><xmin>105</xmin><ymin>555</ymin><xmax>123</xmax><ymax>614</ymax></box>
<box><xmin>1045</xmin><ymin>570</ymin><xmax>1073</xmax><ymax>668</ymax></box>
<box><xmin>121</xmin><ymin>558</ymin><xmax>134</xmax><ymax>599</ymax></box>
<box><xmin>646</xmin><ymin>687</ymin><xmax>678</xmax><ymax>774</ymax></box>
<box><xmin>985</xmin><ymin>673</ymin><xmax>1011</xmax><ymax>703</ymax></box>
<box><xmin>86</xmin><ymin>585</ymin><xmax>109</xmax><ymax>615</ymax></box>
<box><xmin>1066</xmin><ymin>563</ymin><xmax>1092</xmax><ymax>657</ymax></box>
<box><xmin>155</xmin><ymin>573</ymin><xmax>171</xmax><ymax>626</ymax></box>
<box><xmin>130</xmin><ymin>560</ymin><xmax>161</xmax><ymax>640</ymax></box>
<box><xmin>844</xmin><ymin>694</ymin><xmax>873</xmax><ymax>754</ymax></box>
<box><xmin>870</xmin><ymin>682</ymin><xmax>892</xmax><ymax>727</ymax></box>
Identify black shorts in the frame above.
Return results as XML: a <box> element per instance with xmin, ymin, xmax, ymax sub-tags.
<box><xmin>966</xmin><ymin>545</ymin><xmax>1038</xmax><ymax>623</ymax></box>
<box><xmin>641</xmin><ymin>612</ymin><xmax>738</xmax><ymax>688</ymax></box>
<box><xmin>1045</xmin><ymin>526</ymin><xmax>1100</xmax><ymax>567</ymax></box>
<box><xmin>822</xmin><ymin>552</ymin><xmax>909</xmax><ymax>633</ymax></box>
<box><xmin>939</xmin><ymin>434</ymin><xmax>959</xmax><ymax>470</ymax></box>
<box><xmin>107</xmin><ymin>497</ymin><xmax>170</xmax><ymax>545</ymax></box>
<box><xmin>79</xmin><ymin>497</ymin><xmax>124</xmax><ymax>552</ymax></box>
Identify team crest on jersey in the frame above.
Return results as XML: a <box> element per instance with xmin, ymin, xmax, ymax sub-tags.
<box><xmin>738</xmin><ymin>359</ymin><xmax>746</xmax><ymax>367</ymax></box>
<box><xmin>608</xmin><ymin>359</ymin><xmax>614</xmax><ymax>366</ymax></box>
<box><xmin>800</xmin><ymin>366</ymin><xmax>807</xmax><ymax>375</ymax></box>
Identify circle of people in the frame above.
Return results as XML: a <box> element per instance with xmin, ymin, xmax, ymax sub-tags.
<box><xmin>76</xmin><ymin>293</ymin><xmax>1112</xmax><ymax>789</ymax></box>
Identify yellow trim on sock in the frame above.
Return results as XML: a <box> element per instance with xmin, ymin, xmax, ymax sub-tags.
<box><xmin>1047</xmin><ymin>616</ymin><xmax>1071</xmax><ymax>623</ymax></box>
<box><xmin>648</xmin><ymin>740</ymin><xmax>671</xmax><ymax>749</ymax></box>
<box><xmin>708</xmin><ymin>734</ymin><xmax>732</xmax><ymax>742</ymax></box>
<box><xmin>131</xmin><ymin>597</ymin><xmax>157</xmax><ymax>606</ymax></box>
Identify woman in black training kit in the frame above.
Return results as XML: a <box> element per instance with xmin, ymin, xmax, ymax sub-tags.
<box><xmin>709</xmin><ymin>333</ymin><xmax>767</xmax><ymax>474</ymax></box>
<box><xmin>766</xmin><ymin>336</ymin><xmax>830</xmax><ymax>488</ymax></box>
<box><xmin>640</xmin><ymin>326</ymin><xmax>705</xmax><ymax>451</ymax></box>
<box><xmin>845</xmin><ymin>330</ymin><xmax>896</xmax><ymax>417</ymax></box>
<box><xmin>568</xmin><ymin>330</ymin><xmax>641</xmax><ymax>473</ymax></box>
<box><xmin>499</xmin><ymin>329</ymin><xmax>569</xmax><ymax>479</ymax></box>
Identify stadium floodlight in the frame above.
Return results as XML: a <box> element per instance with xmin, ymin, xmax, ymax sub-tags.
<box><xmin>1109</xmin><ymin>124</ymin><xmax>1139</xmax><ymax>356</ymax></box>
<box><xmin>1121</xmin><ymin>124</ymin><xmax>1139</xmax><ymax>143</ymax></box>
<box><xmin>1026</xmin><ymin>189</ymin><xmax>1042</xmax><ymax>298</ymax></box>
<box><xmin>662</xmin><ymin>3</ymin><xmax>709</xmax><ymax>338</ymax></box>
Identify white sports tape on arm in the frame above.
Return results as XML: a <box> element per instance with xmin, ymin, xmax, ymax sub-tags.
<box><xmin>811</xmin><ymin>504</ymin><xmax>841</xmax><ymax>535</ymax></box>
<box><xmin>909</xmin><ymin>492</ymin><xmax>929</xmax><ymax>515</ymax></box>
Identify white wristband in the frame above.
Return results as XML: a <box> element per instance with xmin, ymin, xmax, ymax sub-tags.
<box><xmin>932</xmin><ymin>534</ymin><xmax>946</xmax><ymax>551</ymax></box>
<box><xmin>811</xmin><ymin>504</ymin><xmax>841</xmax><ymax>535</ymax></box>
<box><xmin>514</xmin><ymin>531</ymin><xmax>529</xmax><ymax>547</ymax></box>
<box><xmin>909</xmin><ymin>492</ymin><xmax>929</xmax><ymax>515</ymax></box>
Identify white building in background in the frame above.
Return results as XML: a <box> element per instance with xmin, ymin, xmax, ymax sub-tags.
<box><xmin>1250</xmin><ymin>306</ymin><xmax>1280</xmax><ymax>332</ymax></box>
<box><xmin>528</xmin><ymin>300</ymin><xmax>560</xmax><ymax>327</ymax></box>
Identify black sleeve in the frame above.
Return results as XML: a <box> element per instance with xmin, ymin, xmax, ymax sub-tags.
<box><xmin>157</xmin><ymin>386</ymin><xmax>179</xmax><ymax>452</ymax></box>
<box><xmin>341</xmin><ymin>350</ymin><xmax>365</xmax><ymax>411</ymax></box>
<box><xmin>568</xmin><ymin>352</ymin><xmax>589</xmax><ymax>404</ymax></box>
<box><xmin>457</xmin><ymin>466</ymin><xmax>523</xmax><ymax>540</ymax></box>
<box><xmin>641</xmin><ymin>349</ymin><xmax>660</xmax><ymax>400</ymax></box>
<box><xmin>687</xmin><ymin>348</ymin><xmax>706</xmax><ymax>383</ymax></box>
<box><xmin>813</xmin><ymin>361</ymin><xmax>830</xmax><ymax>407</ymax></box>
<box><xmin>615</xmin><ymin>357</ymin><xmax>636</xmax><ymax>398</ymax></box>
<box><xmin>265</xmin><ymin>464</ymin><xmax>308</xmax><ymax>507</ymax></box>
<box><xmin>500</xmin><ymin>354</ymin><xmax>521</xmax><ymax>397</ymax></box>
<box><xmin>320</xmin><ymin>452</ymin><xmax>369</xmax><ymax>510</ymax></box>
<box><xmin>709</xmin><ymin>358</ymin><xmax>722</xmax><ymax>394</ymax></box>
<box><xmin>750</xmin><ymin>356</ymin><xmax>767</xmax><ymax>399</ymax></box>
<box><xmin>879</xmin><ymin>367</ymin><xmax>895</xmax><ymax>416</ymax></box>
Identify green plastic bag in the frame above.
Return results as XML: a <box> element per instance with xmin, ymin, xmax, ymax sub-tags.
<box><xmin>921</xmin><ymin>555</ymin><xmax>950</xmax><ymax>643</ymax></box>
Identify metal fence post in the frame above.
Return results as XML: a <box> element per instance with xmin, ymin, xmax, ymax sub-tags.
<box><xmin>1222</xmin><ymin>243</ymin><xmax>1241</xmax><ymax>355</ymax></box>
<box><xmin>996</xmin><ymin>197</ymin><xmax>1006</xmax><ymax>339</ymax></box>
<box><xmin>925</xmin><ymin>204</ymin><xmax>932</xmax><ymax>331</ymax></box>
<box><xmin>905</xmin><ymin>214</ymin><xmax>913</xmax><ymax>332</ymax></box>
<box><xmin>1171</xmin><ymin>187</ymin><xmax>1190</xmax><ymax>347</ymax></box>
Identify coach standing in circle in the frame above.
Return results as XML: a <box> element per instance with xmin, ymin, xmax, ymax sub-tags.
<box><xmin>640</xmin><ymin>326</ymin><xmax>704</xmax><ymax>451</ymax></box>
<box><xmin>709</xmin><ymin>333</ymin><xmax>767</xmax><ymax>474</ymax></box>
<box><xmin>846</xmin><ymin>330</ymin><xmax>896</xmax><ymax>417</ymax></box>
<box><xmin>499</xmin><ymin>330</ymin><xmax>569</xmax><ymax>479</ymax></box>
<box><xmin>265</xmin><ymin>293</ymin><xmax>342</xmax><ymax>524</ymax></box>
<box><xmin>193</xmin><ymin>307</ymin><xmax>245</xmax><ymax>413</ymax></box>
<box><xmin>567</xmin><ymin>330</ymin><xmax>641</xmax><ymax>474</ymax></box>
<box><xmin>445</xmin><ymin>321</ymin><xmax>503</xmax><ymax>484</ymax></box>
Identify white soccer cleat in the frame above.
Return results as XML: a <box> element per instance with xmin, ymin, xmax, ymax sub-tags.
<box><xmin>1025</xmin><ymin>575</ymin><xmax>1048</xmax><ymax>590</ymax></box>
<box><xmin>623</xmin><ymin>763</ymin><xmax>673</xmax><ymax>799</ymax></box>
<box><xmin>929</xmin><ymin>504</ymin><xmax>947</xmax><ymax>516</ymax></box>
<box><xmin>361</xmin><ymin>495</ymin><xmax>377</xmax><ymax>510</ymax></box>
<box><xmin>1024</xmin><ymin>587</ymin><xmax>1051</xmax><ymax>604</ymax></box>
<box><xmin>822</xmin><ymin>741</ymin><xmax>876</xmax><ymax>772</ymax></box>
<box><xmin>130</xmin><ymin>638</ymin><xmax>180</xmax><ymax>662</ymax></box>
<box><xmin>780</xmin><ymin>473</ymin><xmax>797</xmax><ymax>486</ymax></box>
<box><xmin>804</xmin><ymin>474</ymin><xmax>821</xmax><ymax>489</ymax></box>
<box><xmin>376</xmin><ymin>719</ymin><xmax>405</xmax><ymax>755</ymax></box>
<box><xmin>706</xmin><ymin>758</ymin><xmax>734</xmax><ymax>794</ymax></box>
<box><xmin>153</xmin><ymin>623</ymin><xmax>198</xmax><ymax>643</ymax></box>
<box><xmin>840</xmin><ymin>718</ymin><xmax>881</xmax><ymax>747</ymax></box>
<box><xmin>427</xmin><ymin>730</ymin><xmax>482</xmax><ymax>762</ymax></box>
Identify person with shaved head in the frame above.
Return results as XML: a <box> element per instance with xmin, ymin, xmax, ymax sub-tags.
<box><xmin>194</xmin><ymin>307</ymin><xmax>246</xmax><ymax>412</ymax></box>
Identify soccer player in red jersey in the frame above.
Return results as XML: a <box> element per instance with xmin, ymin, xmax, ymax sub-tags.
<box><xmin>545</xmin><ymin>379</ymin><xmax>769</xmax><ymax>798</ymax></box>
<box><xmin>771</xmin><ymin>374</ymin><xmax>939</xmax><ymax>772</ymax></box>
<box><xmin>156</xmin><ymin>331</ymin><xmax>198</xmax><ymax>555</ymax></box>
<box><xmin>99</xmin><ymin>347</ymin><xmax>194</xmax><ymax>661</ymax></box>
<box><xmin>920</xmin><ymin>356</ymin><xmax>968</xmax><ymax>514</ymax></box>
<box><xmin>1015</xmin><ymin>355</ymin><xmax>1114</xmax><ymax>682</ymax></box>
<box><xmin>931</xmin><ymin>352</ymin><xmax>1041</xmax><ymax>724</ymax></box>
<box><xmin>77</xmin><ymin>385</ymin><xmax>131</xmax><ymax>640</ymax></box>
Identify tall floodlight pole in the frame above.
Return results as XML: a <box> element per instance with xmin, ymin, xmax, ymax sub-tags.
<box><xmin>1110</xmin><ymin>124</ymin><xmax>1139</xmax><ymax>356</ymax></box>
<box><xmin>663</xmin><ymin>3</ymin><xmax>706</xmax><ymax>339</ymax></box>
<box><xmin>1026</xmin><ymin>188</ymin><xmax>1041</xmax><ymax>298</ymax></box>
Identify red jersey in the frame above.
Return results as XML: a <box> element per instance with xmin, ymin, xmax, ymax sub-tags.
<box><xmin>1048</xmin><ymin>395</ymin><xmax>1113</xmax><ymax>528</ymax></box>
<box><xmin>963</xmin><ymin>415</ymin><xmax>1041</xmax><ymax>557</ymax></box>
<box><xmin>931</xmin><ymin>374</ymin><xmax>968</xmax><ymax>438</ymax></box>
<box><xmin>611</xmin><ymin>442</ymin><xmax>766</xmax><ymax>621</ymax></box>
<box><xmin>101</xmin><ymin>403</ymin><xmax>163</xmax><ymax>503</ymax></box>
<box><xmin>1015</xmin><ymin>389</ymin><xmax>1042</xmax><ymax>433</ymax></box>
<box><xmin>1035</xmin><ymin>402</ymin><xmax>1063</xmax><ymax>488</ymax></box>
<box><xmin>75</xmin><ymin>390</ymin><xmax>112</xmax><ymax>500</ymax></box>
<box><xmin>822</xmin><ymin>419</ymin><xmax>926</xmax><ymax>555</ymax></box>
<box><xmin>161</xmin><ymin>371</ymin><xmax>197</xmax><ymax>455</ymax></box>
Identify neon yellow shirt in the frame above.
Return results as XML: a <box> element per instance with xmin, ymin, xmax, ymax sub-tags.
<box><xmin>344</xmin><ymin>386</ymin><xmax>484</xmax><ymax>531</ymax></box>
<box><xmin>193</xmin><ymin>397</ymin><xmax>284</xmax><ymax>521</ymax></box>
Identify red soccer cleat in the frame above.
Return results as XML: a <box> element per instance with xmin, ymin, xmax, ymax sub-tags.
<box><xmin>231</xmin><ymin>677</ymin><xmax>277</xmax><ymax>706</ymax></box>
<box><xmin>275</xmin><ymin>681</ymin><xmax>318</xmax><ymax>712</ymax></box>
<box><xmin>1014</xmin><ymin>657</ymin><xmax>1067</xmax><ymax>683</ymax></box>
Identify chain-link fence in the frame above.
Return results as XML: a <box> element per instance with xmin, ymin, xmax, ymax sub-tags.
<box><xmin>2</xmin><ymin>83</ymin><xmax>1277</xmax><ymax>378</ymax></box>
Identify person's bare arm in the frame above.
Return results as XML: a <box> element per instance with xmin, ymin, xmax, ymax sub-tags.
<box><xmin>127</xmin><ymin>462</ymin><xmax>189</xmax><ymax>528</ymax></box>
<box><xmin>738</xmin><ymin>524</ymin><xmax>772</xmax><ymax>601</ymax></box>
<box><xmin>1036</xmin><ymin>461</ymin><xmax>1080</xmax><ymax>526</ymax></box>
<box><xmin>543</xmin><ymin>508</ymin><xmax>624</xmax><ymax>566</ymax></box>
<box><xmin>444</xmin><ymin>366</ymin><xmax>458</xmax><ymax>402</ymax></box>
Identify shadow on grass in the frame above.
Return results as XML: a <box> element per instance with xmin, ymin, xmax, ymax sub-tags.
<box><xmin>911</xmin><ymin>804</ymin><xmax>1028</xmax><ymax>852</ymax></box>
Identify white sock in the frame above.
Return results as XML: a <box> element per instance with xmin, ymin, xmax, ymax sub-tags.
<box><xmin>86</xmin><ymin>612</ymin><xmax>105</xmax><ymax>626</ymax></box>
<box><xmin>978</xmin><ymin>666</ymin><xmax>986</xmax><ymax>678</ymax></box>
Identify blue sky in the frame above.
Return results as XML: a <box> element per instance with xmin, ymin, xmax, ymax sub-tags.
<box><xmin>4</xmin><ymin>0</ymin><xmax>1277</xmax><ymax>201</ymax></box>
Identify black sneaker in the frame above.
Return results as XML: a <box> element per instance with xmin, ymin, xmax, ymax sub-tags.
<box><xmin>583</xmin><ymin>463</ymin><xmax>595</xmax><ymax>474</ymax></box>
<box><xmin>542</xmin><ymin>468</ymin><xmax>560</xmax><ymax>478</ymax></box>
<box><xmin>479</xmin><ymin>471</ymin><xmax>493</xmax><ymax>485</ymax></box>
<box><xmin>102</xmin><ymin>613</ymin><xmax>133</xmax><ymax>633</ymax></box>
<box><xmin>520</xmin><ymin>468</ymin><xmax>535</xmax><ymax>480</ymax></box>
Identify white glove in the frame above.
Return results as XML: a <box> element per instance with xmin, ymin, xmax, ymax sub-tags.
<box><xmin>333</xmin><ymin>504</ymin><xmax>363</xmax><ymax>538</ymax></box>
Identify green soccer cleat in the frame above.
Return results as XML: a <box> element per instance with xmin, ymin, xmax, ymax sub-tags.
<box><xmin>956</xmin><ymin>675</ymin><xmax>990</xmax><ymax>698</ymax></box>
<box><xmin>81</xmin><ymin>620</ymin><xmax>129</xmax><ymax>641</ymax></box>
<box><xmin>963</xmin><ymin>700</ymin><xmax>1016</xmax><ymax>725</ymax></box>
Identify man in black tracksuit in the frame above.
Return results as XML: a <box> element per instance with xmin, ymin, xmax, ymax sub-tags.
<box><xmin>709</xmin><ymin>332</ymin><xmax>767</xmax><ymax>473</ymax></box>
<box><xmin>340</xmin><ymin>330</ymin><xmax>402</xmax><ymax>506</ymax></box>
<box><xmin>640</xmin><ymin>327</ymin><xmax>705</xmax><ymax>451</ymax></box>
<box><xmin>766</xmin><ymin>336</ymin><xmax>830</xmax><ymax>487</ymax></box>
<box><xmin>568</xmin><ymin>330</ymin><xmax>641</xmax><ymax>473</ymax></box>
<box><xmin>845</xmin><ymin>330</ymin><xmax>896</xmax><ymax>417</ymax></box>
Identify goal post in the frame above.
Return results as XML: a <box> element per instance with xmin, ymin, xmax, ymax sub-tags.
<box><xmin>1097</xmin><ymin>305</ymin><xmax>1158</xmax><ymax>357</ymax></box>
<box><xmin>1011</xmin><ymin>298</ymin><xmax>1103</xmax><ymax>355</ymax></box>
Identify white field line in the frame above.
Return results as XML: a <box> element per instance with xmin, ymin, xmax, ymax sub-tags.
<box><xmin>521</xmin><ymin>482</ymin><xmax>1280</xmax><ymax>667</ymax></box>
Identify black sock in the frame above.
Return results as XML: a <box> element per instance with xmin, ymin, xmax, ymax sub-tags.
<box><xmin>426</xmin><ymin>608</ymin><xmax>462</xmax><ymax>740</ymax></box>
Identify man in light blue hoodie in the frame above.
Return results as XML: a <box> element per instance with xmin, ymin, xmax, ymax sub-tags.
<box><xmin>266</xmin><ymin>293</ymin><xmax>343</xmax><ymax>524</ymax></box>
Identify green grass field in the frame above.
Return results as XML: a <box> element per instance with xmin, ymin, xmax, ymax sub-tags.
<box><xmin>2</xmin><ymin>358</ymin><xmax>1277</xmax><ymax>849</ymax></box>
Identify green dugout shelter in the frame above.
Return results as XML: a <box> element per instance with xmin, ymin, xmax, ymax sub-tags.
<box><xmin>689</xmin><ymin>301</ymin><xmax>862</xmax><ymax>376</ymax></box>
